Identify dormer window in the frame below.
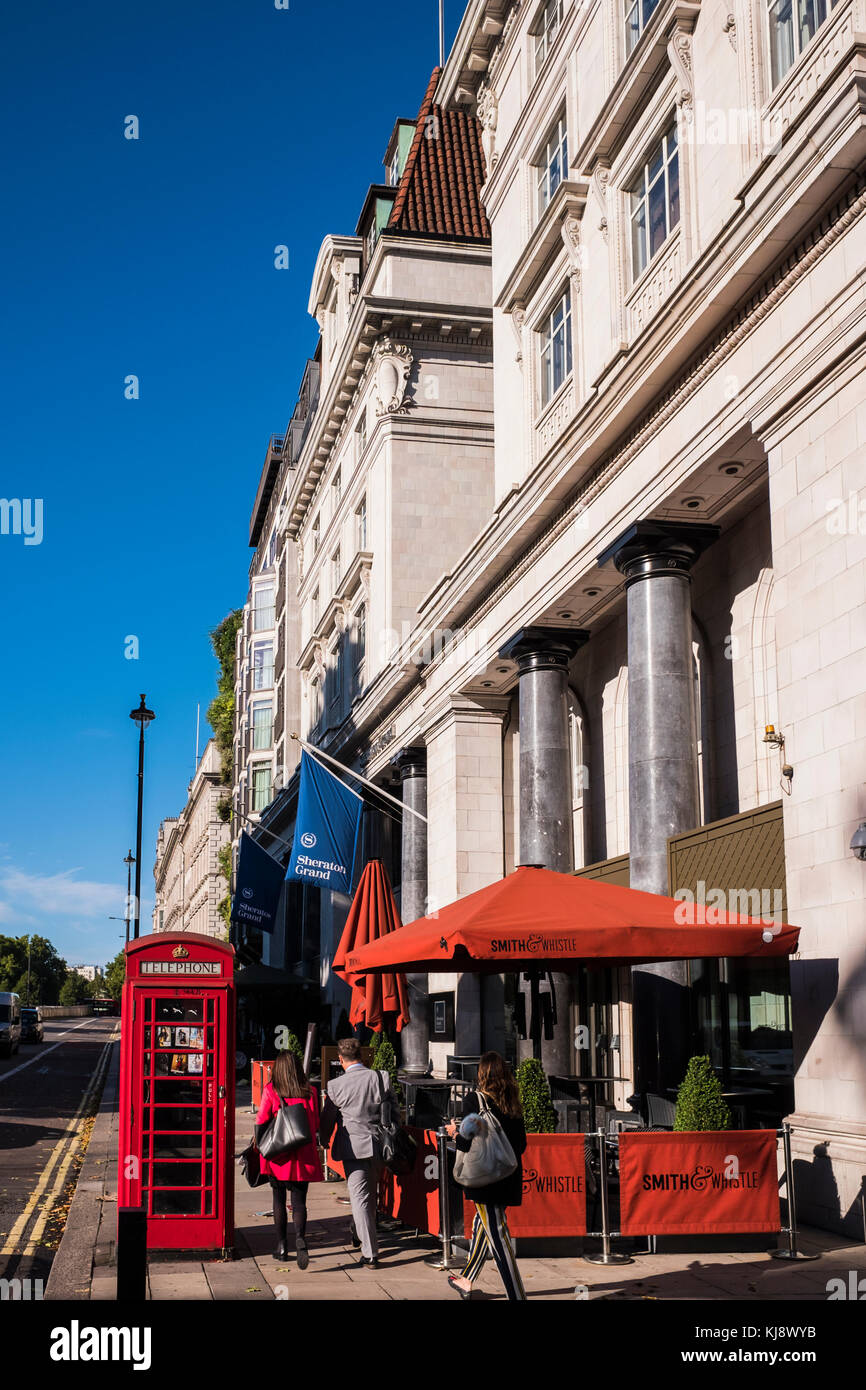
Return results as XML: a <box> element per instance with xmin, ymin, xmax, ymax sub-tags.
<box><xmin>534</xmin><ymin>0</ymin><xmax>564</xmax><ymax>73</ymax></box>
<box><xmin>366</xmin><ymin>220</ymin><xmax>378</xmax><ymax>265</ymax></box>
<box><xmin>388</xmin><ymin>150</ymin><xmax>400</xmax><ymax>186</ymax></box>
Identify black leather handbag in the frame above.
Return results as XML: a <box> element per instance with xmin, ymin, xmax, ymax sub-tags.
<box><xmin>256</xmin><ymin>1096</ymin><xmax>312</xmax><ymax>1160</ymax></box>
<box><xmin>376</xmin><ymin>1070</ymin><xmax>417</xmax><ymax>1175</ymax></box>
<box><xmin>238</xmin><ymin>1141</ymin><xmax>268</xmax><ymax>1188</ymax></box>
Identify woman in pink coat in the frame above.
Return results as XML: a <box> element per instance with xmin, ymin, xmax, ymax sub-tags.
<box><xmin>256</xmin><ymin>1050</ymin><xmax>323</xmax><ymax>1267</ymax></box>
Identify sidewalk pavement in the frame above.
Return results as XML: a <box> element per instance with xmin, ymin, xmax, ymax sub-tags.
<box><xmin>49</xmin><ymin>1043</ymin><xmax>866</xmax><ymax>1301</ymax></box>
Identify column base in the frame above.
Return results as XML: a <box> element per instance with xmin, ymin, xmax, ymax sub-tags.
<box><xmin>785</xmin><ymin>1110</ymin><xmax>866</xmax><ymax>1240</ymax></box>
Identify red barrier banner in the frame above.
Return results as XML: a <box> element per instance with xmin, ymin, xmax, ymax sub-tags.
<box><xmin>618</xmin><ymin>1130</ymin><xmax>780</xmax><ymax>1236</ymax></box>
<box><xmin>378</xmin><ymin>1127</ymin><xmax>441</xmax><ymax>1235</ymax></box>
<box><xmin>463</xmin><ymin>1134</ymin><xmax>587</xmax><ymax>1239</ymax></box>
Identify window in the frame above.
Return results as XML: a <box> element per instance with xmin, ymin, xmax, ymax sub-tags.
<box><xmin>536</xmin><ymin>114</ymin><xmax>568</xmax><ymax>217</ymax></box>
<box><xmin>312</xmin><ymin>515</ymin><xmax>320</xmax><ymax>554</ymax></box>
<box><xmin>357</xmin><ymin>408</ymin><xmax>367</xmax><ymax>459</ymax></box>
<box><xmin>624</xmin><ymin>0</ymin><xmax>661</xmax><ymax>56</ymax></box>
<box><xmin>388</xmin><ymin>150</ymin><xmax>400</xmax><ymax>186</ymax></box>
<box><xmin>534</xmin><ymin>0</ymin><xmax>563</xmax><ymax>71</ymax></box>
<box><xmin>329</xmin><ymin>639</ymin><xmax>343</xmax><ymax>709</ymax></box>
<box><xmin>332</xmin><ymin>468</ymin><xmax>342</xmax><ymax>509</ymax></box>
<box><xmin>356</xmin><ymin>496</ymin><xmax>367</xmax><ymax>551</ymax></box>
<box><xmin>366</xmin><ymin>220</ymin><xmax>378</xmax><ymax>264</ymax></box>
<box><xmin>251</xmin><ymin>764</ymin><xmax>272</xmax><ymax>813</ymax></box>
<box><xmin>310</xmin><ymin>677</ymin><xmax>323</xmax><ymax>728</ymax></box>
<box><xmin>332</xmin><ymin>547</ymin><xmax>341</xmax><ymax>593</ymax></box>
<box><xmin>629</xmin><ymin>121</ymin><xmax>679</xmax><ymax>280</ymax></box>
<box><xmin>252</xmin><ymin>644</ymin><xmax>274</xmax><ymax>691</ymax></box>
<box><xmin>352</xmin><ymin>607</ymin><xmax>366</xmax><ymax>696</ymax></box>
<box><xmin>266</xmin><ymin>529</ymin><xmax>276</xmax><ymax>569</ymax></box>
<box><xmin>768</xmin><ymin>0</ymin><xmax>837</xmax><ymax>87</ymax></box>
<box><xmin>539</xmin><ymin>291</ymin><xmax>573</xmax><ymax>407</ymax></box>
<box><xmin>252</xmin><ymin>705</ymin><xmax>273</xmax><ymax>750</ymax></box>
<box><xmin>253</xmin><ymin>584</ymin><xmax>274</xmax><ymax>631</ymax></box>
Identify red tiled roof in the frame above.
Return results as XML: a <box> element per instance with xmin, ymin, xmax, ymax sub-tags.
<box><xmin>388</xmin><ymin>68</ymin><xmax>491</xmax><ymax>240</ymax></box>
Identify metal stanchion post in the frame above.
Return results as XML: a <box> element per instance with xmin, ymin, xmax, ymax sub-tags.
<box><xmin>772</xmin><ymin>1123</ymin><xmax>819</xmax><ymax>1261</ymax></box>
<box><xmin>425</xmin><ymin>1125</ymin><xmax>462</xmax><ymax>1270</ymax></box>
<box><xmin>584</xmin><ymin>1128</ymin><xmax>632</xmax><ymax>1265</ymax></box>
<box><xmin>116</xmin><ymin>1205</ymin><xmax>148</xmax><ymax>1301</ymax></box>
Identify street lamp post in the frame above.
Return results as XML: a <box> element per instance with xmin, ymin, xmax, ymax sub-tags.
<box><xmin>129</xmin><ymin>695</ymin><xmax>155</xmax><ymax>941</ymax></box>
<box><xmin>124</xmin><ymin>850</ymin><xmax>135</xmax><ymax>947</ymax></box>
<box><xmin>26</xmin><ymin>935</ymin><xmax>31</xmax><ymax>1005</ymax></box>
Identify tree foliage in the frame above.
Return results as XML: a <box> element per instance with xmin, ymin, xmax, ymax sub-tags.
<box><xmin>0</xmin><ymin>934</ymin><xmax>68</xmax><ymax>1004</ymax></box>
<box><xmin>207</xmin><ymin>609</ymin><xmax>243</xmax><ymax>785</ymax></box>
<box><xmin>674</xmin><ymin>1055</ymin><xmax>732</xmax><ymax>1131</ymax></box>
<box><xmin>516</xmin><ymin>1058</ymin><xmax>558</xmax><ymax>1133</ymax></box>
<box><xmin>104</xmin><ymin>951</ymin><xmax>126</xmax><ymax>1001</ymax></box>
<box><xmin>59</xmin><ymin>971</ymin><xmax>95</xmax><ymax>1006</ymax></box>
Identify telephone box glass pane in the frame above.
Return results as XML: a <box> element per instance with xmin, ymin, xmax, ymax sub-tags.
<box><xmin>152</xmin><ymin>1163</ymin><xmax>201</xmax><ymax>1187</ymax></box>
<box><xmin>152</xmin><ymin>1106</ymin><xmax>203</xmax><ymax>1131</ymax></box>
<box><xmin>153</xmin><ymin>1135</ymin><xmax>211</xmax><ymax>1159</ymax></box>
<box><xmin>155</xmin><ymin>999</ymin><xmax>205</xmax><ymax>1024</ymax></box>
<box><xmin>152</xmin><ymin>1189</ymin><xmax>201</xmax><ymax>1215</ymax></box>
<box><xmin>154</xmin><ymin>1079</ymin><xmax>202</xmax><ymax>1104</ymax></box>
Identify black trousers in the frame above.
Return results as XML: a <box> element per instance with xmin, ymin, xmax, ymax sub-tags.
<box><xmin>269</xmin><ymin>1178</ymin><xmax>309</xmax><ymax>1244</ymax></box>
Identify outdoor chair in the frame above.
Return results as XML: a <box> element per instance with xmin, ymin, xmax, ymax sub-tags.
<box><xmin>646</xmin><ymin>1093</ymin><xmax>677</xmax><ymax>1128</ymax></box>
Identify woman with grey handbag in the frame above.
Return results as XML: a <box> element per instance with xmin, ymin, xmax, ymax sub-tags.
<box><xmin>255</xmin><ymin>1050</ymin><xmax>323</xmax><ymax>1266</ymax></box>
<box><xmin>445</xmin><ymin>1051</ymin><xmax>528</xmax><ymax>1301</ymax></box>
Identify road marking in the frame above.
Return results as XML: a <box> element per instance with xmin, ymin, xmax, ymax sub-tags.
<box><xmin>0</xmin><ymin>1019</ymin><xmax>94</xmax><ymax>1085</ymax></box>
<box><xmin>0</xmin><ymin>1028</ymin><xmax>118</xmax><ymax>1258</ymax></box>
<box><xmin>23</xmin><ymin>1034</ymin><xmax>116</xmax><ymax>1254</ymax></box>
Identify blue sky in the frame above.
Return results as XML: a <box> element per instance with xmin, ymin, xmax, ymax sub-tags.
<box><xmin>0</xmin><ymin>0</ymin><xmax>460</xmax><ymax>968</ymax></box>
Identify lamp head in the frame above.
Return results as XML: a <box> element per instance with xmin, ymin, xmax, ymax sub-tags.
<box><xmin>130</xmin><ymin>694</ymin><xmax>155</xmax><ymax>726</ymax></box>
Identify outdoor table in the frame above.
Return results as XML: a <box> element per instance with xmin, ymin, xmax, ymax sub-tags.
<box><xmin>665</xmin><ymin>1085</ymin><xmax>774</xmax><ymax>1127</ymax></box>
<box><xmin>399</xmin><ymin>1077</ymin><xmax>469</xmax><ymax>1127</ymax></box>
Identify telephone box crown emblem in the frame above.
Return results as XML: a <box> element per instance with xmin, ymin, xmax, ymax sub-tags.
<box><xmin>172</xmin><ymin>944</ymin><xmax>189</xmax><ymax>959</ymax></box>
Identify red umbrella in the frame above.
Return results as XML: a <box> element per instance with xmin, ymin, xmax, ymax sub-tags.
<box><xmin>332</xmin><ymin>859</ymin><xmax>411</xmax><ymax>1033</ymax></box>
<box><xmin>345</xmin><ymin>865</ymin><xmax>800</xmax><ymax>975</ymax></box>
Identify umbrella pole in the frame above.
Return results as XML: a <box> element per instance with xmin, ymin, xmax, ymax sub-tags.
<box><xmin>530</xmin><ymin>970</ymin><xmax>542</xmax><ymax>1061</ymax></box>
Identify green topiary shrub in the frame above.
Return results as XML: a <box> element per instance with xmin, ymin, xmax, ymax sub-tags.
<box><xmin>282</xmin><ymin>1030</ymin><xmax>304</xmax><ymax>1061</ymax></box>
<box><xmin>674</xmin><ymin>1055</ymin><xmax>732</xmax><ymax>1131</ymax></box>
<box><xmin>516</xmin><ymin>1058</ymin><xmax>558</xmax><ymax>1133</ymax></box>
<box><xmin>369</xmin><ymin>1031</ymin><xmax>403</xmax><ymax>1105</ymax></box>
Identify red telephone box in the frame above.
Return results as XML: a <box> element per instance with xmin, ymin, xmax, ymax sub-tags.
<box><xmin>118</xmin><ymin>932</ymin><xmax>235</xmax><ymax>1254</ymax></box>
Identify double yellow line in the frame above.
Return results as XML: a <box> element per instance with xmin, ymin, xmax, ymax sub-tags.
<box><xmin>0</xmin><ymin>1027</ymin><xmax>119</xmax><ymax>1259</ymax></box>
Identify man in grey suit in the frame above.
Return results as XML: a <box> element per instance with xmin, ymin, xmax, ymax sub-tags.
<box><xmin>319</xmin><ymin>1037</ymin><xmax>400</xmax><ymax>1269</ymax></box>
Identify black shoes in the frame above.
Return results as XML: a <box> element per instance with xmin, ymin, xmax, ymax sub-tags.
<box><xmin>273</xmin><ymin>1244</ymin><xmax>289</xmax><ymax>1261</ymax></box>
<box><xmin>296</xmin><ymin>1239</ymin><xmax>309</xmax><ymax>1271</ymax></box>
<box><xmin>447</xmin><ymin>1274</ymin><xmax>472</xmax><ymax>1300</ymax></box>
<box><xmin>357</xmin><ymin>1255</ymin><xmax>379</xmax><ymax>1269</ymax></box>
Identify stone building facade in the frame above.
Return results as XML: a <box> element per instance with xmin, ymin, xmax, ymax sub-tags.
<box><xmin>234</xmin><ymin>1</ymin><xmax>866</xmax><ymax>1236</ymax></box>
<box><xmin>153</xmin><ymin>740</ymin><xmax>231</xmax><ymax>938</ymax></box>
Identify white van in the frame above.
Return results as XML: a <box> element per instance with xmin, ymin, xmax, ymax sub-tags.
<box><xmin>0</xmin><ymin>992</ymin><xmax>22</xmax><ymax>1057</ymax></box>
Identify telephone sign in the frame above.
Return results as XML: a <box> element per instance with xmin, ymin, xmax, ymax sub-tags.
<box><xmin>118</xmin><ymin>932</ymin><xmax>236</xmax><ymax>1254</ymax></box>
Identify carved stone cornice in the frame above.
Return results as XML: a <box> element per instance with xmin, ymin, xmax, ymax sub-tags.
<box><xmin>496</xmin><ymin>178</ymin><xmax>590</xmax><ymax>311</ymax></box>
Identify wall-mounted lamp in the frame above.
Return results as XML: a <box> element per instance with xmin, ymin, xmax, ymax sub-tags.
<box><xmin>763</xmin><ymin>724</ymin><xmax>785</xmax><ymax>747</ymax></box>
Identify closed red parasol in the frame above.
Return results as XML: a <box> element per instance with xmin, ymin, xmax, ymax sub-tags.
<box><xmin>332</xmin><ymin>859</ymin><xmax>411</xmax><ymax>1032</ymax></box>
<box><xmin>344</xmin><ymin>865</ymin><xmax>800</xmax><ymax>976</ymax></box>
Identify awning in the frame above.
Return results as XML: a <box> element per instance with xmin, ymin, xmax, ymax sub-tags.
<box><xmin>345</xmin><ymin>865</ymin><xmax>800</xmax><ymax>976</ymax></box>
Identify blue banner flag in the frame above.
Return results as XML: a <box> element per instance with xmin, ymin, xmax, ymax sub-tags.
<box><xmin>231</xmin><ymin>831</ymin><xmax>285</xmax><ymax>934</ymax></box>
<box><xmin>286</xmin><ymin>750</ymin><xmax>362</xmax><ymax>893</ymax></box>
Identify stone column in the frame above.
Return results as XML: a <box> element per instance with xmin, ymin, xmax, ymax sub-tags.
<box><xmin>599</xmin><ymin>520</ymin><xmax>719</xmax><ymax>1095</ymax></box>
<box><xmin>392</xmin><ymin>746</ymin><xmax>429</xmax><ymax>1075</ymax></box>
<box><xmin>498</xmin><ymin>626</ymin><xmax>589</xmax><ymax>1077</ymax></box>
